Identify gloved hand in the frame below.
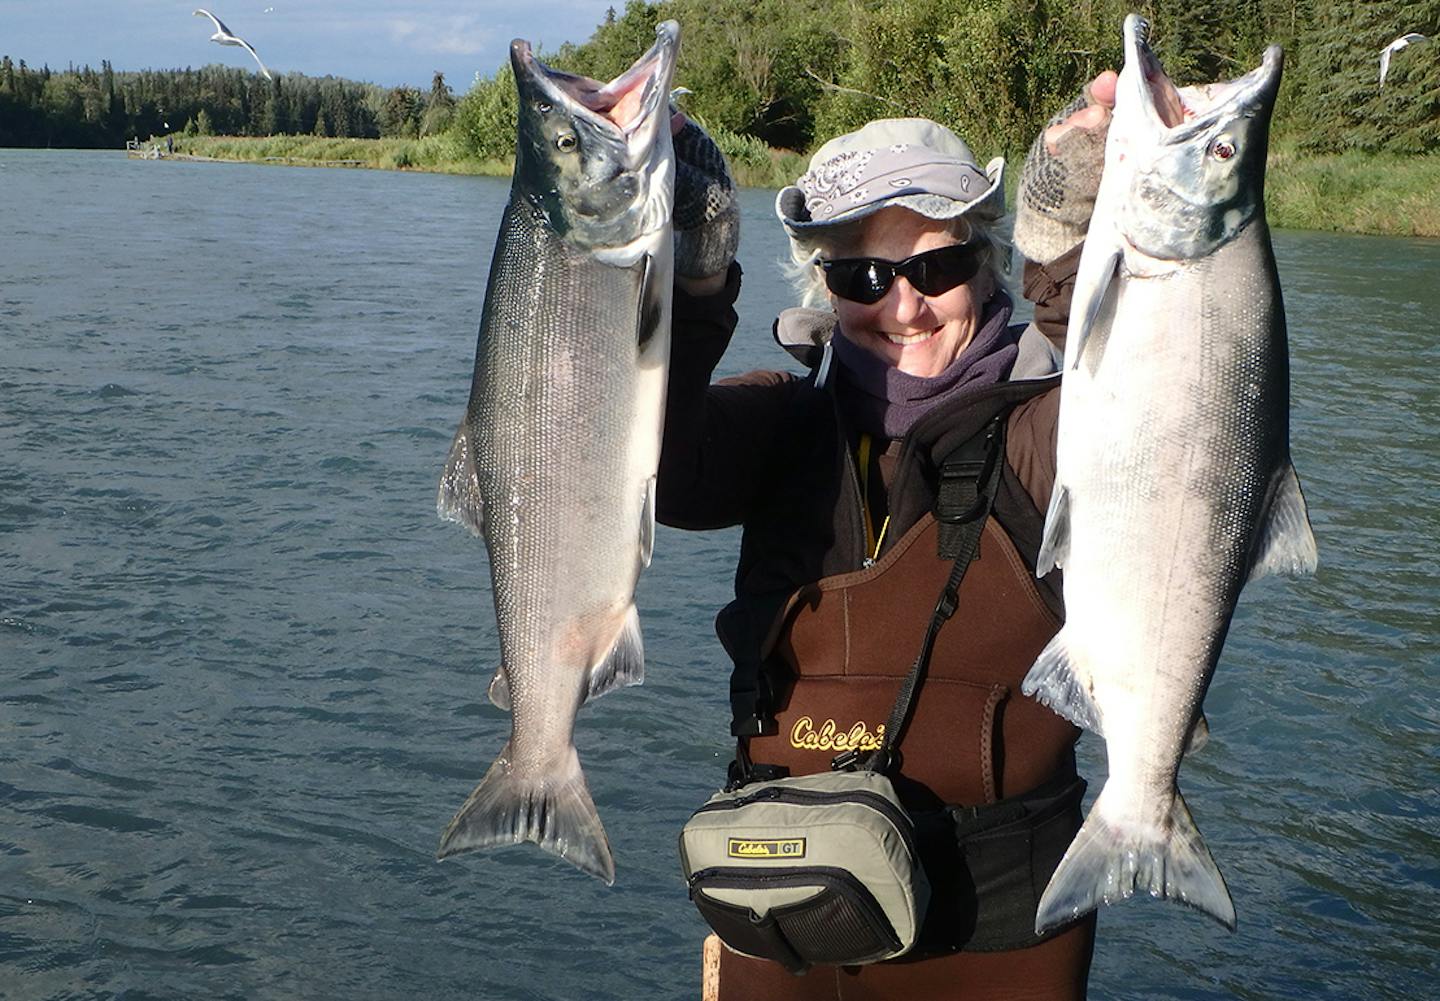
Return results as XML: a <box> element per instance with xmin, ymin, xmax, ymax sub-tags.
<box><xmin>672</xmin><ymin>113</ymin><xmax>739</xmax><ymax>282</ymax></box>
<box><xmin>1013</xmin><ymin>72</ymin><xmax>1117</xmax><ymax>266</ymax></box>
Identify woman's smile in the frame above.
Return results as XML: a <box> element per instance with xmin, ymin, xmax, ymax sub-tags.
<box><xmin>827</xmin><ymin>207</ymin><xmax>992</xmax><ymax>378</ymax></box>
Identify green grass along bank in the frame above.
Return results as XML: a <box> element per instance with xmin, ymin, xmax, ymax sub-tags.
<box><xmin>163</xmin><ymin>134</ymin><xmax>1440</xmax><ymax>239</ymax></box>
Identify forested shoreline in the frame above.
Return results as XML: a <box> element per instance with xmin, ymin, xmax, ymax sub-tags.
<box><xmin>0</xmin><ymin>58</ymin><xmax>454</xmax><ymax>148</ymax></box>
<box><xmin>4</xmin><ymin>1</ymin><xmax>1437</xmax><ymax>234</ymax></box>
<box><xmin>7</xmin><ymin>1</ymin><xmax>1438</xmax><ymax>157</ymax></box>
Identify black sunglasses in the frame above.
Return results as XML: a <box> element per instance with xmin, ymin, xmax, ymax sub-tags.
<box><xmin>820</xmin><ymin>242</ymin><xmax>984</xmax><ymax>305</ymax></box>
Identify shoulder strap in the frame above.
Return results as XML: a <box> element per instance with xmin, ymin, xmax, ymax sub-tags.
<box><xmin>935</xmin><ymin>409</ymin><xmax>1006</xmax><ymax>558</ymax></box>
<box><xmin>833</xmin><ymin>411</ymin><xmax>1009</xmax><ymax>775</ymax></box>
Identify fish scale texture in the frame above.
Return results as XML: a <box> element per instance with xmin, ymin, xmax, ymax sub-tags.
<box><xmin>1060</xmin><ymin>222</ymin><xmax>1288</xmax><ymax>806</ymax></box>
<box><xmin>464</xmin><ymin>196</ymin><xmax>654</xmax><ymax>764</ymax></box>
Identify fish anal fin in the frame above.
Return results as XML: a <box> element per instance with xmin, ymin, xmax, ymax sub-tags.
<box><xmin>1021</xmin><ymin>629</ymin><xmax>1102</xmax><ymax>736</ymax></box>
<box><xmin>437</xmin><ymin>742</ymin><xmax>616</xmax><ymax>885</ymax></box>
<box><xmin>1035</xmin><ymin>484</ymin><xmax>1072</xmax><ymax>576</ymax></box>
<box><xmin>1033</xmin><ymin>787</ymin><xmax>1236</xmax><ymax>934</ymax></box>
<box><xmin>586</xmin><ymin>605</ymin><xmax>645</xmax><ymax>702</ymax></box>
<box><xmin>437</xmin><ymin>423</ymin><xmax>484</xmax><ymax>536</ymax></box>
<box><xmin>1247</xmin><ymin>462</ymin><xmax>1318</xmax><ymax>581</ymax></box>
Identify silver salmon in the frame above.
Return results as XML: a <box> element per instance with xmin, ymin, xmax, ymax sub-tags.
<box><xmin>1023</xmin><ymin>15</ymin><xmax>1317</xmax><ymax>932</ymax></box>
<box><xmin>434</xmin><ymin>22</ymin><xmax>680</xmax><ymax>884</ymax></box>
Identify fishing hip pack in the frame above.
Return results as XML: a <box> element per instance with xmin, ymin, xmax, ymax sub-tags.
<box><xmin>678</xmin><ymin>416</ymin><xmax>1008</xmax><ymax>973</ymax></box>
<box><xmin>678</xmin><ymin>769</ymin><xmax>928</xmax><ymax>972</ymax></box>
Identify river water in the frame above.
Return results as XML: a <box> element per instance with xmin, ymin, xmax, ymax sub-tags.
<box><xmin>1</xmin><ymin>149</ymin><xmax>1436</xmax><ymax>1001</ymax></box>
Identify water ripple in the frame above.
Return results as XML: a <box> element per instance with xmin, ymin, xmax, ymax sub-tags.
<box><xmin>0</xmin><ymin>152</ymin><xmax>1434</xmax><ymax>1001</ymax></box>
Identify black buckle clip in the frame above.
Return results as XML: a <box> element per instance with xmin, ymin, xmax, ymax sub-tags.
<box><xmin>935</xmin><ymin>586</ymin><xmax>961</xmax><ymax>620</ymax></box>
<box><xmin>831</xmin><ymin>748</ymin><xmax>865</xmax><ymax>771</ymax></box>
<box><xmin>730</xmin><ymin>712</ymin><xmax>776</xmax><ymax>738</ymax></box>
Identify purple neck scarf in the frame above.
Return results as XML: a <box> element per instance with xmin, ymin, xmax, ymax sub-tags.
<box><xmin>831</xmin><ymin>291</ymin><xmax>1018</xmax><ymax>439</ymax></box>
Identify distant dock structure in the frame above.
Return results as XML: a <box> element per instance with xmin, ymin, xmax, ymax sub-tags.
<box><xmin>125</xmin><ymin>138</ymin><xmax>170</xmax><ymax>160</ymax></box>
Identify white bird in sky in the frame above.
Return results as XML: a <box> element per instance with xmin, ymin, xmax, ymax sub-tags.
<box><xmin>193</xmin><ymin>8</ymin><xmax>272</xmax><ymax>80</ymax></box>
<box><xmin>1379</xmin><ymin>33</ymin><xmax>1429</xmax><ymax>89</ymax></box>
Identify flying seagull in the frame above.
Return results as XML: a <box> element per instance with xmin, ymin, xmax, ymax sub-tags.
<box><xmin>193</xmin><ymin>8</ymin><xmax>272</xmax><ymax>80</ymax></box>
<box><xmin>1379</xmin><ymin>33</ymin><xmax>1429</xmax><ymax>89</ymax></box>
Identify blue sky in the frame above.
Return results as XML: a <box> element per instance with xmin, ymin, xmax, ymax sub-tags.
<box><xmin>0</xmin><ymin>0</ymin><xmax>622</xmax><ymax>90</ymax></box>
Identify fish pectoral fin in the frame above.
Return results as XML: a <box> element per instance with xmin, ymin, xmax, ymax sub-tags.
<box><xmin>1033</xmin><ymin>786</ymin><xmax>1236</xmax><ymax>935</ymax></box>
<box><xmin>1020</xmin><ymin>629</ymin><xmax>1102</xmax><ymax>735</ymax></box>
<box><xmin>1067</xmin><ymin>246</ymin><xmax>1121</xmax><ymax>374</ymax></box>
<box><xmin>437</xmin><ymin>742</ymin><xmax>616</xmax><ymax>885</ymax></box>
<box><xmin>488</xmin><ymin>668</ymin><xmax>511</xmax><ymax>711</ymax></box>
<box><xmin>635</xmin><ymin>252</ymin><xmax>665</xmax><ymax>350</ymax></box>
<box><xmin>1035</xmin><ymin>484</ymin><xmax>1072</xmax><ymax>576</ymax></box>
<box><xmin>1247</xmin><ymin>462</ymin><xmax>1318</xmax><ymax>581</ymax></box>
<box><xmin>640</xmin><ymin>476</ymin><xmax>656</xmax><ymax>568</ymax></box>
<box><xmin>437</xmin><ymin>423</ymin><xmax>484</xmax><ymax>536</ymax></box>
<box><xmin>586</xmin><ymin>604</ymin><xmax>645</xmax><ymax>702</ymax></box>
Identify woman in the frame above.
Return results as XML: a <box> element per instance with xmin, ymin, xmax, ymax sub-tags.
<box><xmin>661</xmin><ymin>78</ymin><xmax>1115</xmax><ymax>1001</ymax></box>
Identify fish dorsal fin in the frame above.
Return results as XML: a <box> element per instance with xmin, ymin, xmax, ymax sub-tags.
<box><xmin>1066</xmin><ymin>246</ymin><xmax>1121</xmax><ymax>375</ymax></box>
<box><xmin>640</xmin><ymin>475</ymin><xmax>656</xmax><ymax>568</ymax></box>
<box><xmin>1247</xmin><ymin>463</ymin><xmax>1319</xmax><ymax>581</ymax></box>
<box><xmin>437</xmin><ymin>423</ymin><xmax>484</xmax><ymax>536</ymax></box>
<box><xmin>586</xmin><ymin>604</ymin><xmax>645</xmax><ymax>701</ymax></box>
<box><xmin>1035</xmin><ymin>484</ymin><xmax>1072</xmax><ymax>576</ymax></box>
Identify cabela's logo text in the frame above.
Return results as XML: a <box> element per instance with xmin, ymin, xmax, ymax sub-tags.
<box><xmin>789</xmin><ymin>716</ymin><xmax>885</xmax><ymax>753</ymax></box>
<box><xmin>728</xmin><ymin>838</ymin><xmax>806</xmax><ymax>859</ymax></box>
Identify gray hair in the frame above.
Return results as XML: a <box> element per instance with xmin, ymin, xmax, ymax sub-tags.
<box><xmin>782</xmin><ymin>214</ymin><xmax>1013</xmax><ymax>310</ymax></box>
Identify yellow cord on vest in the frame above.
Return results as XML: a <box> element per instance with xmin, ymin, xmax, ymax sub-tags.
<box><xmin>858</xmin><ymin>434</ymin><xmax>891</xmax><ymax>563</ymax></box>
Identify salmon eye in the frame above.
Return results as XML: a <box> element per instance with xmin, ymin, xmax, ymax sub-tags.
<box><xmin>556</xmin><ymin>133</ymin><xmax>578</xmax><ymax>153</ymax></box>
<box><xmin>1211</xmin><ymin>138</ymin><xmax>1236</xmax><ymax>161</ymax></box>
<box><xmin>537</xmin><ymin>101</ymin><xmax>553</xmax><ymax>114</ymax></box>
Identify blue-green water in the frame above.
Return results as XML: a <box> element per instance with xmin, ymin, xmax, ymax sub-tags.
<box><xmin>1</xmin><ymin>149</ymin><xmax>1436</xmax><ymax>1000</ymax></box>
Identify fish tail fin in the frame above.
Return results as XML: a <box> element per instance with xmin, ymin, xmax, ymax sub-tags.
<box><xmin>437</xmin><ymin>423</ymin><xmax>484</xmax><ymax>536</ymax></box>
<box><xmin>437</xmin><ymin>743</ymin><xmax>615</xmax><ymax>885</ymax></box>
<box><xmin>1021</xmin><ymin>629</ymin><xmax>1103</xmax><ymax>735</ymax></box>
<box><xmin>1034</xmin><ymin>786</ymin><xmax>1236</xmax><ymax>934</ymax></box>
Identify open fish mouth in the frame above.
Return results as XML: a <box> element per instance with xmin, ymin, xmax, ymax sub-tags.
<box><xmin>511</xmin><ymin>21</ymin><xmax>678</xmax><ymax>162</ymax></box>
<box><xmin>1123</xmin><ymin>14</ymin><xmax>1283</xmax><ymax>143</ymax></box>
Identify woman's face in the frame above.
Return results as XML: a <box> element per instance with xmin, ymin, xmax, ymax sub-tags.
<box><xmin>827</xmin><ymin>207</ymin><xmax>992</xmax><ymax>379</ymax></box>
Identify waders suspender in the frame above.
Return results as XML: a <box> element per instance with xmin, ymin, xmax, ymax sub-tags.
<box><xmin>833</xmin><ymin>412</ymin><xmax>1007</xmax><ymax>776</ymax></box>
<box><xmin>728</xmin><ymin>413</ymin><xmax>1009</xmax><ymax>788</ymax></box>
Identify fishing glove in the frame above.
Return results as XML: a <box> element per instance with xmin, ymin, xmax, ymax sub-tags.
<box><xmin>672</xmin><ymin>118</ymin><xmax>740</xmax><ymax>280</ymax></box>
<box><xmin>1012</xmin><ymin>87</ymin><xmax>1109</xmax><ymax>266</ymax></box>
